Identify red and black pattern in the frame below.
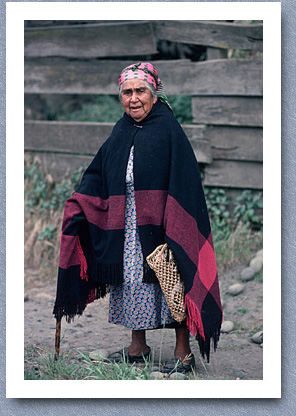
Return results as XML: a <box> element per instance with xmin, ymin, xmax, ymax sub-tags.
<box><xmin>53</xmin><ymin>100</ymin><xmax>223</xmax><ymax>361</ymax></box>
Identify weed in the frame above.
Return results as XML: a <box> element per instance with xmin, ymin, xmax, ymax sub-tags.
<box><xmin>24</xmin><ymin>345</ymin><xmax>153</xmax><ymax>380</ymax></box>
<box><xmin>214</xmin><ymin>222</ymin><xmax>262</xmax><ymax>273</ymax></box>
<box><xmin>248</xmin><ymin>326</ymin><xmax>263</xmax><ymax>337</ymax></box>
<box><xmin>233</xmin><ymin>190</ymin><xmax>263</xmax><ymax>230</ymax></box>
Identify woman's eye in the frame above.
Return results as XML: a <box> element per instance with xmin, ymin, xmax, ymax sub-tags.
<box><xmin>123</xmin><ymin>91</ymin><xmax>132</xmax><ymax>97</ymax></box>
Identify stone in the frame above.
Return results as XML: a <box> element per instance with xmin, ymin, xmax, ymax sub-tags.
<box><xmin>35</xmin><ymin>292</ymin><xmax>53</xmax><ymax>301</ymax></box>
<box><xmin>250</xmin><ymin>256</ymin><xmax>263</xmax><ymax>273</ymax></box>
<box><xmin>221</xmin><ymin>320</ymin><xmax>234</xmax><ymax>333</ymax></box>
<box><xmin>232</xmin><ymin>369</ymin><xmax>247</xmax><ymax>379</ymax></box>
<box><xmin>89</xmin><ymin>348</ymin><xmax>109</xmax><ymax>361</ymax></box>
<box><xmin>150</xmin><ymin>371</ymin><xmax>166</xmax><ymax>380</ymax></box>
<box><xmin>228</xmin><ymin>283</ymin><xmax>245</xmax><ymax>296</ymax></box>
<box><xmin>256</xmin><ymin>249</ymin><xmax>263</xmax><ymax>259</ymax></box>
<box><xmin>240</xmin><ymin>267</ymin><xmax>255</xmax><ymax>281</ymax></box>
<box><xmin>251</xmin><ymin>331</ymin><xmax>263</xmax><ymax>344</ymax></box>
<box><xmin>169</xmin><ymin>372</ymin><xmax>187</xmax><ymax>380</ymax></box>
<box><xmin>260</xmin><ymin>343</ymin><xmax>263</xmax><ymax>348</ymax></box>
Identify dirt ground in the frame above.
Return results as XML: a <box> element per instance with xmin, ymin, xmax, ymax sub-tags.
<box><xmin>24</xmin><ymin>259</ymin><xmax>263</xmax><ymax>380</ymax></box>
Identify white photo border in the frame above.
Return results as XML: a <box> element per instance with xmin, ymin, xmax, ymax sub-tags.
<box><xmin>6</xmin><ymin>1</ymin><xmax>281</xmax><ymax>398</ymax></box>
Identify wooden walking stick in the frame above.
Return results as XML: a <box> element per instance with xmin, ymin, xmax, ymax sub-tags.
<box><xmin>54</xmin><ymin>311</ymin><xmax>61</xmax><ymax>361</ymax></box>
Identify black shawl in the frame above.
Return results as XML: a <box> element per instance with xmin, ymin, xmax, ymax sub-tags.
<box><xmin>53</xmin><ymin>100</ymin><xmax>223</xmax><ymax>361</ymax></box>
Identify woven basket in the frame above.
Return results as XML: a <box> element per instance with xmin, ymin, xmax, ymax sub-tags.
<box><xmin>146</xmin><ymin>243</ymin><xmax>186</xmax><ymax>323</ymax></box>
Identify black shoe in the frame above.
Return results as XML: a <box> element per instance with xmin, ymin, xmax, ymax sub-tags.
<box><xmin>161</xmin><ymin>353</ymin><xmax>195</xmax><ymax>374</ymax></box>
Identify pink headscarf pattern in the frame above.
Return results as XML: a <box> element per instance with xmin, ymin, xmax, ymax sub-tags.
<box><xmin>118</xmin><ymin>62</ymin><xmax>172</xmax><ymax>112</ymax></box>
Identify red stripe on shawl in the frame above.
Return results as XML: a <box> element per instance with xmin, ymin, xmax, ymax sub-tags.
<box><xmin>59</xmin><ymin>234</ymin><xmax>89</xmax><ymax>280</ymax></box>
<box><xmin>164</xmin><ymin>195</ymin><xmax>219</xmax><ymax>340</ymax></box>
<box><xmin>59</xmin><ymin>234</ymin><xmax>80</xmax><ymax>269</ymax></box>
<box><xmin>64</xmin><ymin>193</ymin><xmax>126</xmax><ymax>230</ymax></box>
<box><xmin>197</xmin><ymin>236</ymin><xmax>218</xmax><ymax>291</ymax></box>
<box><xmin>135</xmin><ymin>190</ymin><xmax>168</xmax><ymax>226</ymax></box>
<box><xmin>62</xmin><ymin>197</ymin><xmax>83</xmax><ymax>230</ymax></box>
<box><xmin>164</xmin><ymin>195</ymin><xmax>217</xmax><ymax>290</ymax></box>
<box><xmin>164</xmin><ymin>195</ymin><xmax>199</xmax><ymax>266</ymax></box>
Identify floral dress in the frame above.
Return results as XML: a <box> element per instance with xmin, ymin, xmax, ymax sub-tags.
<box><xmin>109</xmin><ymin>146</ymin><xmax>174</xmax><ymax>330</ymax></box>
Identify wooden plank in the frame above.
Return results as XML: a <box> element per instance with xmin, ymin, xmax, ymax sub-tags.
<box><xmin>24</xmin><ymin>120</ymin><xmax>212</xmax><ymax>164</ymax></box>
<box><xmin>24</xmin><ymin>21</ymin><xmax>263</xmax><ymax>51</ymax></box>
<box><xmin>24</xmin><ymin>21</ymin><xmax>136</xmax><ymax>28</ymax></box>
<box><xmin>153</xmin><ymin>21</ymin><xmax>263</xmax><ymax>51</ymax></box>
<box><xmin>24</xmin><ymin>21</ymin><xmax>157</xmax><ymax>58</ymax></box>
<box><xmin>24</xmin><ymin>58</ymin><xmax>263</xmax><ymax>96</ymax></box>
<box><xmin>25</xmin><ymin>21</ymin><xmax>108</xmax><ymax>27</ymax></box>
<box><xmin>192</xmin><ymin>96</ymin><xmax>263</xmax><ymax>126</ymax></box>
<box><xmin>182</xmin><ymin>125</ymin><xmax>212</xmax><ymax>163</ymax></box>
<box><xmin>25</xmin><ymin>151</ymin><xmax>92</xmax><ymax>179</ymax></box>
<box><xmin>207</xmin><ymin>48</ymin><xmax>228</xmax><ymax>60</ymax></box>
<box><xmin>207</xmin><ymin>126</ymin><xmax>263</xmax><ymax>162</ymax></box>
<box><xmin>203</xmin><ymin>160</ymin><xmax>262</xmax><ymax>189</ymax></box>
<box><xmin>24</xmin><ymin>121</ymin><xmax>113</xmax><ymax>155</ymax></box>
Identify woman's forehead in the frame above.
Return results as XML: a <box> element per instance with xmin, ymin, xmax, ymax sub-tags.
<box><xmin>121</xmin><ymin>79</ymin><xmax>148</xmax><ymax>89</ymax></box>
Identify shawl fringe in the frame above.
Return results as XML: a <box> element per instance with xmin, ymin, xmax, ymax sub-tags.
<box><xmin>77</xmin><ymin>237</ymin><xmax>89</xmax><ymax>281</ymax></box>
<box><xmin>87</xmin><ymin>258</ymin><xmax>124</xmax><ymax>286</ymax></box>
<box><xmin>196</xmin><ymin>329</ymin><xmax>221</xmax><ymax>363</ymax></box>
<box><xmin>185</xmin><ymin>295</ymin><xmax>205</xmax><ymax>340</ymax></box>
<box><xmin>185</xmin><ymin>294</ymin><xmax>221</xmax><ymax>362</ymax></box>
<box><xmin>53</xmin><ymin>282</ymin><xmax>109</xmax><ymax>323</ymax></box>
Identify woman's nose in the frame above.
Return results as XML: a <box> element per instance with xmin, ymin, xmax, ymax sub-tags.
<box><xmin>130</xmin><ymin>91</ymin><xmax>139</xmax><ymax>101</ymax></box>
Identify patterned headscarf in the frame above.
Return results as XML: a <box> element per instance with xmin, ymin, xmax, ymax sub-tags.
<box><xmin>118</xmin><ymin>62</ymin><xmax>173</xmax><ymax>112</ymax></box>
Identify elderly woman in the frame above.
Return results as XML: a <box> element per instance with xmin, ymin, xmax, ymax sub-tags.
<box><xmin>53</xmin><ymin>62</ymin><xmax>223</xmax><ymax>374</ymax></box>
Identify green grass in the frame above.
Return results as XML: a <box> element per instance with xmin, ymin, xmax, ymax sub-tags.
<box><xmin>213</xmin><ymin>222</ymin><xmax>262</xmax><ymax>273</ymax></box>
<box><xmin>24</xmin><ymin>345</ymin><xmax>215</xmax><ymax>381</ymax></box>
<box><xmin>24</xmin><ymin>345</ymin><xmax>153</xmax><ymax>380</ymax></box>
<box><xmin>237</xmin><ymin>307</ymin><xmax>248</xmax><ymax>315</ymax></box>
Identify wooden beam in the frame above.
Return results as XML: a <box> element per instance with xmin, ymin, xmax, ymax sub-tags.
<box><xmin>25</xmin><ymin>21</ymin><xmax>109</xmax><ymax>27</ymax></box>
<box><xmin>24</xmin><ymin>20</ymin><xmax>263</xmax><ymax>52</ymax></box>
<box><xmin>206</xmin><ymin>48</ymin><xmax>228</xmax><ymax>60</ymax></box>
<box><xmin>192</xmin><ymin>96</ymin><xmax>263</xmax><ymax>126</ymax></box>
<box><xmin>24</xmin><ymin>120</ymin><xmax>212</xmax><ymax>164</ymax></box>
<box><xmin>24</xmin><ymin>120</ymin><xmax>113</xmax><ymax>155</ymax></box>
<box><xmin>25</xmin><ymin>58</ymin><xmax>262</xmax><ymax>96</ymax></box>
<box><xmin>24</xmin><ymin>21</ymin><xmax>157</xmax><ymax>58</ymax></box>
<box><xmin>153</xmin><ymin>21</ymin><xmax>263</xmax><ymax>51</ymax></box>
<box><xmin>204</xmin><ymin>160</ymin><xmax>262</xmax><ymax>189</ymax></box>
<box><xmin>25</xmin><ymin>151</ymin><xmax>92</xmax><ymax>179</ymax></box>
<box><xmin>207</xmin><ymin>126</ymin><xmax>263</xmax><ymax>162</ymax></box>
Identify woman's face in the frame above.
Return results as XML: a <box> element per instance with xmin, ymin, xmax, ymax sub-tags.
<box><xmin>121</xmin><ymin>79</ymin><xmax>157</xmax><ymax>123</ymax></box>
